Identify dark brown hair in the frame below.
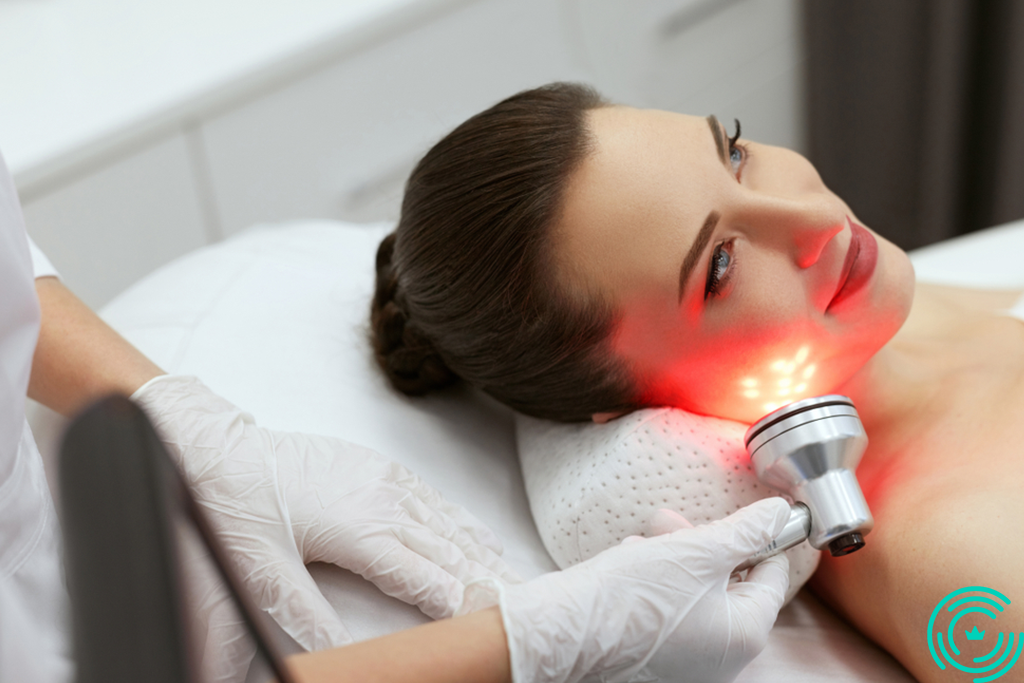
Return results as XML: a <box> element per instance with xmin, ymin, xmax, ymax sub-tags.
<box><xmin>371</xmin><ymin>83</ymin><xmax>640</xmax><ymax>422</ymax></box>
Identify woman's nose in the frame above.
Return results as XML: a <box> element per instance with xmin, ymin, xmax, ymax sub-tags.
<box><xmin>741</xmin><ymin>194</ymin><xmax>845</xmax><ymax>268</ymax></box>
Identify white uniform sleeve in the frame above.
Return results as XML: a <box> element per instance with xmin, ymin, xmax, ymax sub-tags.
<box><xmin>0</xmin><ymin>150</ymin><xmax>73</xmax><ymax>682</ymax></box>
<box><xmin>27</xmin><ymin>237</ymin><xmax>60</xmax><ymax>280</ymax></box>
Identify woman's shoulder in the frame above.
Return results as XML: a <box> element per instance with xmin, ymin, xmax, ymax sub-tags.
<box><xmin>914</xmin><ymin>282</ymin><xmax>1023</xmax><ymax>314</ymax></box>
<box><xmin>895</xmin><ymin>283</ymin><xmax>1024</xmax><ymax>344</ymax></box>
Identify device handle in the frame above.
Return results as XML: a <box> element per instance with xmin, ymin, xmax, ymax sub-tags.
<box><xmin>734</xmin><ymin>502</ymin><xmax>811</xmax><ymax>572</ymax></box>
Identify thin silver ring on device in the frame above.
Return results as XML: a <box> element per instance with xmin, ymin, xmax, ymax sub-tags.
<box><xmin>744</xmin><ymin>394</ymin><xmax>854</xmax><ymax>448</ymax></box>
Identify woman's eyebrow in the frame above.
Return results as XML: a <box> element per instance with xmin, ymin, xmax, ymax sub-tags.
<box><xmin>678</xmin><ymin>210</ymin><xmax>721</xmax><ymax>303</ymax></box>
<box><xmin>707</xmin><ymin>115</ymin><xmax>727</xmax><ymax>164</ymax></box>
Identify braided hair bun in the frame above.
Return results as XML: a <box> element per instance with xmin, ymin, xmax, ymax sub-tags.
<box><xmin>371</xmin><ymin>232</ymin><xmax>459</xmax><ymax>395</ymax></box>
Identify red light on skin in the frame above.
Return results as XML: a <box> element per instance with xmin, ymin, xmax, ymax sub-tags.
<box><xmin>607</xmin><ymin>231</ymin><xmax>903</xmax><ymax>425</ymax></box>
<box><xmin>621</xmin><ymin>309</ymin><xmax>835</xmax><ymax>424</ymax></box>
<box><xmin>738</xmin><ymin>345</ymin><xmax>817</xmax><ymax>414</ymax></box>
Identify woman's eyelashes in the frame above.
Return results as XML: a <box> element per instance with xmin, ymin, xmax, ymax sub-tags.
<box><xmin>704</xmin><ymin>240</ymin><xmax>735</xmax><ymax>300</ymax></box>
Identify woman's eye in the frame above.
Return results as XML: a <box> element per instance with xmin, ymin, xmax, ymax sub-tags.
<box><xmin>704</xmin><ymin>241</ymin><xmax>734</xmax><ymax>300</ymax></box>
<box><xmin>727</xmin><ymin>118</ymin><xmax>745</xmax><ymax>178</ymax></box>
<box><xmin>729</xmin><ymin>145</ymin><xmax>744</xmax><ymax>172</ymax></box>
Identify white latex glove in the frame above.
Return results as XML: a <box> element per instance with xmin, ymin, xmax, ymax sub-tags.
<box><xmin>132</xmin><ymin>374</ymin><xmax>520</xmax><ymax>676</ymax></box>
<box><xmin>645</xmin><ymin>508</ymin><xmax>695</xmax><ymax>535</ymax></box>
<box><xmin>459</xmin><ymin>497</ymin><xmax>791</xmax><ymax>683</ymax></box>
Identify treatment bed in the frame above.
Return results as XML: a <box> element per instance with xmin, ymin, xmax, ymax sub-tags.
<box><xmin>30</xmin><ymin>217</ymin><xmax>1024</xmax><ymax>681</ymax></box>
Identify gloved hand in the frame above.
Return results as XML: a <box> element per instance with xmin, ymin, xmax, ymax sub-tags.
<box><xmin>459</xmin><ymin>497</ymin><xmax>791</xmax><ymax>683</ymax></box>
<box><xmin>132</xmin><ymin>374</ymin><xmax>520</xmax><ymax>679</ymax></box>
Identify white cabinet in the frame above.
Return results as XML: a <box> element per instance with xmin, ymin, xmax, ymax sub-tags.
<box><xmin>200</xmin><ymin>0</ymin><xmax>805</xmax><ymax>236</ymax></box>
<box><xmin>199</xmin><ymin>0</ymin><xmax>586</xmax><ymax>234</ymax></box>
<box><xmin>572</xmin><ymin>0</ymin><xmax>804</xmax><ymax>150</ymax></box>
<box><xmin>649</xmin><ymin>0</ymin><xmax>805</xmax><ymax>150</ymax></box>
<box><xmin>21</xmin><ymin>133</ymin><xmax>210</xmax><ymax>308</ymax></box>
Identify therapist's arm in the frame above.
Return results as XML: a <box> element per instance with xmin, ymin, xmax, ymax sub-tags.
<box><xmin>28</xmin><ymin>274</ymin><xmax>517</xmax><ymax>682</ymax></box>
<box><xmin>28</xmin><ymin>277</ymin><xmax>164</xmax><ymax>416</ymax></box>
<box><xmin>283</xmin><ymin>607</ymin><xmax>511</xmax><ymax>683</ymax></box>
<box><xmin>26</xmin><ymin>275</ymin><xmax>522</xmax><ymax>683</ymax></box>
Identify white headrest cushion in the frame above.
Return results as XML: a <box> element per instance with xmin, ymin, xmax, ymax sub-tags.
<box><xmin>516</xmin><ymin>407</ymin><xmax>820</xmax><ymax>604</ymax></box>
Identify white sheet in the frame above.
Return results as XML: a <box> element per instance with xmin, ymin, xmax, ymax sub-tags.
<box><xmin>30</xmin><ymin>217</ymin><xmax>1023</xmax><ymax>681</ymax></box>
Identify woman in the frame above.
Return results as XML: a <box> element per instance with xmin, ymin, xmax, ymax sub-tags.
<box><xmin>371</xmin><ymin>82</ymin><xmax>1024</xmax><ymax>682</ymax></box>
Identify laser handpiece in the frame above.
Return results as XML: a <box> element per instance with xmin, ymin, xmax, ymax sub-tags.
<box><xmin>736</xmin><ymin>395</ymin><xmax>874</xmax><ymax>571</ymax></box>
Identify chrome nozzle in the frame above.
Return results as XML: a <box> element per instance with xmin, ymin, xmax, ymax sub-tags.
<box><xmin>745</xmin><ymin>395</ymin><xmax>873</xmax><ymax>556</ymax></box>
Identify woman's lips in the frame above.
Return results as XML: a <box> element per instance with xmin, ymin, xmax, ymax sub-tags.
<box><xmin>827</xmin><ymin>218</ymin><xmax>878</xmax><ymax>311</ymax></box>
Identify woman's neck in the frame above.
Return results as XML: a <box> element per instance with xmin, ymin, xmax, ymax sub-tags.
<box><xmin>834</xmin><ymin>340</ymin><xmax>940</xmax><ymax>440</ymax></box>
<box><xmin>832</xmin><ymin>284</ymin><xmax>973</xmax><ymax>442</ymax></box>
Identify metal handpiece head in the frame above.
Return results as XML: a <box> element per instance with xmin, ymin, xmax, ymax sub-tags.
<box><xmin>744</xmin><ymin>395</ymin><xmax>874</xmax><ymax>557</ymax></box>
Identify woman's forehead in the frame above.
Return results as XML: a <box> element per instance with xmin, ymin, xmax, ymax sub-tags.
<box><xmin>552</xmin><ymin>106</ymin><xmax>719</xmax><ymax>299</ymax></box>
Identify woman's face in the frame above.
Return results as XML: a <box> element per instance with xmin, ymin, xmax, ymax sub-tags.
<box><xmin>554</xmin><ymin>106</ymin><xmax>915</xmax><ymax>424</ymax></box>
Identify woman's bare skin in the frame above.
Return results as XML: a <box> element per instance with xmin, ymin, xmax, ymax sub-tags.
<box><xmin>812</xmin><ymin>283</ymin><xmax>1024</xmax><ymax>682</ymax></box>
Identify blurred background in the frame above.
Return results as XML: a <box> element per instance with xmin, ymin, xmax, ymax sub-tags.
<box><xmin>1</xmin><ymin>0</ymin><xmax>1021</xmax><ymax>309</ymax></box>
<box><xmin>806</xmin><ymin>1</ymin><xmax>1024</xmax><ymax>251</ymax></box>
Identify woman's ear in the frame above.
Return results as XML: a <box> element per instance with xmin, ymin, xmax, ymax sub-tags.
<box><xmin>592</xmin><ymin>410</ymin><xmax>628</xmax><ymax>424</ymax></box>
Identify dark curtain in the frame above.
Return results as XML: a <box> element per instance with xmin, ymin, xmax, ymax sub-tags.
<box><xmin>804</xmin><ymin>0</ymin><xmax>1024</xmax><ymax>250</ymax></box>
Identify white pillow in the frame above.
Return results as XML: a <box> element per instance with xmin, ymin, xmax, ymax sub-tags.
<box><xmin>517</xmin><ymin>407</ymin><xmax>820</xmax><ymax>604</ymax></box>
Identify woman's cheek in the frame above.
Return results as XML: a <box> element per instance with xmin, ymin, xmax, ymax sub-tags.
<box><xmin>656</xmin><ymin>327</ymin><xmax>828</xmax><ymax>422</ymax></box>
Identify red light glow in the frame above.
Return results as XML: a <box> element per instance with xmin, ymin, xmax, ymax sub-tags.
<box><xmin>739</xmin><ymin>345</ymin><xmax>816</xmax><ymax>414</ymax></box>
